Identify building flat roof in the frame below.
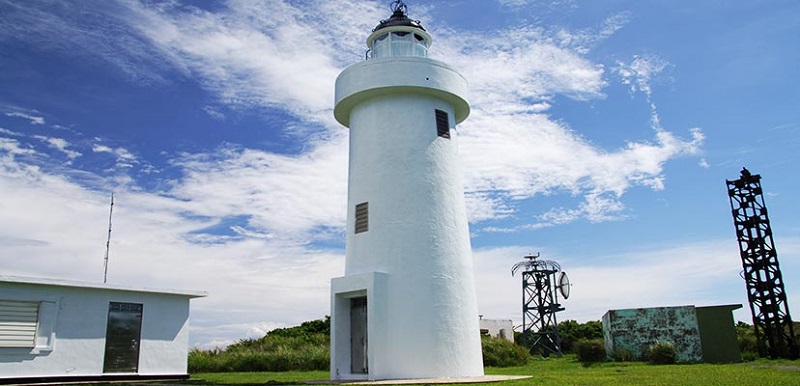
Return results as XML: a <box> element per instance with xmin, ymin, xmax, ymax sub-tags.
<box><xmin>0</xmin><ymin>274</ymin><xmax>207</xmax><ymax>298</ymax></box>
<box><xmin>603</xmin><ymin>304</ymin><xmax>742</xmax><ymax>315</ymax></box>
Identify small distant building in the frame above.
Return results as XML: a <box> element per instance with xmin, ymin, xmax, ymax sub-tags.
<box><xmin>479</xmin><ymin>318</ymin><xmax>514</xmax><ymax>342</ymax></box>
<box><xmin>0</xmin><ymin>275</ymin><xmax>206</xmax><ymax>384</ymax></box>
<box><xmin>602</xmin><ymin>304</ymin><xmax>742</xmax><ymax>363</ymax></box>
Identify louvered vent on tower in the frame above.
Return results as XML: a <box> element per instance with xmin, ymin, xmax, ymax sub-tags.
<box><xmin>435</xmin><ymin>109</ymin><xmax>450</xmax><ymax>139</ymax></box>
<box><xmin>355</xmin><ymin>202</ymin><xmax>369</xmax><ymax>234</ymax></box>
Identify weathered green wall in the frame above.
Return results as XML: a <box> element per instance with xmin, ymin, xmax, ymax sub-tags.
<box><xmin>603</xmin><ymin>304</ymin><xmax>743</xmax><ymax>363</ymax></box>
<box><xmin>696</xmin><ymin>305</ymin><xmax>742</xmax><ymax>363</ymax></box>
<box><xmin>603</xmin><ymin>306</ymin><xmax>703</xmax><ymax>362</ymax></box>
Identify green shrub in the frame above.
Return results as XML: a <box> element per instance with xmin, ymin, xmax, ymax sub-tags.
<box><xmin>188</xmin><ymin>348</ymin><xmax>225</xmax><ymax>373</ymax></box>
<box><xmin>513</xmin><ymin>331</ymin><xmax>524</xmax><ymax>345</ymax></box>
<box><xmin>188</xmin><ymin>318</ymin><xmax>331</xmax><ymax>373</ymax></box>
<box><xmin>735</xmin><ymin>321</ymin><xmax>759</xmax><ymax>359</ymax></box>
<box><xmin>264</xmin><ymin>317</ymin><xmax>330</xmax><ymax>339</ymax></box>
<box><xmin>611</xmin><ymin>347</ymin><xmax>633</xmax><ymax>362</ymax></box>
<box><xmin>646</xmin><ymin>341</ymin><xmax>676</xmax><ymax>365</ymax></box>
<box><xmin>558</xmin><ymin>320</ymin><xmax>604</xmax><ymax>354</ymax></box>
<box><xmin>741</xmin><ymin>351</ymin><xmax>759</xmax><ymax>362</ymax></box>
<box><xmin>575</xmin><ymin>339</ymin><xmax>606</xmax><ymax>363</ymax></box>
<box><xmin>795</xmin><ymin>321</ymin><xmax>800</xmax><ymax>347</ymax></box>
<box><xmin>481</xmin><ymin>335</ymin><xmax>531</xmax><ymax>367</ymax></box>
<box><xmin>734</xmin><ymin>320</ymin><xmax>800</xmax><ymax>360</ymax></box>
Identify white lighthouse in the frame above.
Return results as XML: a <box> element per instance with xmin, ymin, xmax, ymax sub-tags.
<box><xmin>330</xmin><ymin>1</ymin><xmax>483</xmax><ymax>380</ymax></box>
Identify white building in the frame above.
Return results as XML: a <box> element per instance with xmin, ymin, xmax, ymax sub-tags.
<box><xmin>0</xmin><ymin>275</ymin><xmax>206</xmax><ymax>384</ymax></box>
<box><xmin>479</xmin><ymin>318</ymin><xmax>514</xmax><ymax>343</ymax></box>
<box><xmin>330</xmin><ymin>1</ymin><xmax>483</xmax><ymax>381</ymax></box>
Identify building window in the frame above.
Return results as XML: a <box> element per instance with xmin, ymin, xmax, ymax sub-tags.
<box><xmin>355</xmin><ymin>202</ymin><xmax>369</xmax><ymax>234</ymax></box>
<box><xmin>0</xmin><ymin>300</ymin><xmax>39</xmax><ymax>348</ymax></box>
<box><xmin>435</xmin><ymin>109</ymin><xmax>450</xmax><ymax>139</ymax></box>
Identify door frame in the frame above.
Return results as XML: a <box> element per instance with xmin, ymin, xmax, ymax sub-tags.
<box><xmin>102</xmin><ymin>301</ymin><xmax>143</xmax><ymax>374</ymax></box>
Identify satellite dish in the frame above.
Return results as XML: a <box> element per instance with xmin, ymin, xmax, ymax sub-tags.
<box><xmin>557</xmin><ymin>271</ymin><xmax>570</xmax><ymax>299</ymax></box>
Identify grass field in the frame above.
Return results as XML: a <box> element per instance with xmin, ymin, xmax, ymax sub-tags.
<box><xmin>190</xmin><ymin>355</ymin><xmax>800</xmax><ymax>386</ymax></box>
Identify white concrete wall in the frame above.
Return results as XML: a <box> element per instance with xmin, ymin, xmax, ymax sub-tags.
<box><xmin>479</xmin><ymin>319</ymin><xmax>514</xmax><ymax>342</ymax></box>
<box><xmin>0</xmin><ymin>280</ymin><xmax>196</xmax><ymax>380</ymax></box>
<box><xmin>332</xmin><ymin>51</ymin><xmax>483</xmax><ymax>380</ymax></box>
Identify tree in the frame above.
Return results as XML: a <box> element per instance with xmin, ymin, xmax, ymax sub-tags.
<box><xmin>558</xmin><ymin>320</ymin><xmax>603</xmax><ymax>353</ymax></box>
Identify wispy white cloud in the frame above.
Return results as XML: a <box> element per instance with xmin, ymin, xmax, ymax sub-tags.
<box><xmin>0</xmin><ymin>137</ymin><xmax>36</xmax><ymax>159</ymax></box>
<box><xmin>121</xmin><ymin>0</ymin><xmax>381</xmax><ymax>125</ymax></box>
<box><xmin>202</xmin><ymin>105</ymin><xmax>226</xmax><ymax>121</ymax></box>
<box><xmin>440</xmin><ymin>26</ymin><xmax>607</xmax><ymax>112</ymax></box>
<box><xmin>615</xmin><ymin>54</ymin><xmax>673</xmax><ymax>130</ymax></box>
<box><xmin>0</xmin><ymin>0</ymin><xmax>177</xmax><ymax>85</ymax></box>
<box><xmin>5</xmin><ymin>111</ymin><xmax>45</xmax><ymax>125</ymax></box>
<box><xmin>498</xmin><ymin>0</ymin><xmax>578</xmax><ymax>11</ymax></box>
<box><xmin>34</xmin><ymin>135</ymin><xmax>82</xmax><ymax>159</ymax></box>
<box><xmin>92</xmin><ymin>143</ymin><xmax>138</xmax><ymax>169</ymax></box>
<box><xmin>0</xmin><ymin>128</ymin><xmax>20</xmax><ymax>136</ymax></box>
<box><xmin>230</xmin><ymin>225</ymin><xmax>272</xmax><ymax>240</ymax></box>
<box><xmin>421</xmin><ymin>15</ymin><xmax>702</xmax><ymax>226</ymax></box>
<box><xmin>548</xmin><ymin>12</ymin><xmax>633</xmax><ymax>55</ymax></box>
<box><xmin>460</xmin><ymin>111</ymin><xmax>703</xmax><ymax>226</ymax></box>
<box><xmin>168</xmin><ymin>135</ymin><xmax>348</xmax><ymax>243</ymax></box>
<box><xmin>617</xmin><ymin>54</ymin><xmax>672</xmax><ymax>98</ymax></box>
<box><xmin>465</xmin><ymin>191</ymin><xmax>515</xmax><ymax>223</ymax></box>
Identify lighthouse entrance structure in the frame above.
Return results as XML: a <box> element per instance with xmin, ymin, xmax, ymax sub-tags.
<box><xmin>330</xmin><ymin>1</ymin><xmax>483</xmax><ymax>380</ymax></box>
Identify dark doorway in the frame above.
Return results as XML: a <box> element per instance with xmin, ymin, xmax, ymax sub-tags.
<box><xmin>103</xmin><ymin>302</ymin><xmax>143</xmax><ymax>373</ymax></box>
<box><xmin>350</xmin><ymin>297</ymin><xmax>368</xmax><ymax>374</ymax></box>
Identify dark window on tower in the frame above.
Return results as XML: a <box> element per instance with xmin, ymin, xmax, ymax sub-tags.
<box><xmin>435</xmin><ymin>109</ymin><xmax>450</xmax><ymax>139</ymax></box>
<box><xmin>355</xmin><ymin>202</ymin><xmax>369</xmax><ymax>234</ymax></box>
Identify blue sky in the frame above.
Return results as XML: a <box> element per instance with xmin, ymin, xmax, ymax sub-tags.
<box><xmin>1</xmin><ymin>0</ymin><xmax>798</xmax><ymax>348</ymax></box>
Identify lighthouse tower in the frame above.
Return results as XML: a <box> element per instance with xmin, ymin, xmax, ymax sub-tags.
<box><xmin>330</xmin><ymin>1</ymin><xmax>483</xmax><ymax>380</ymax></box>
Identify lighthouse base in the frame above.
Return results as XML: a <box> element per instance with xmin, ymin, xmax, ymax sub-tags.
<box><xmin>330</xmin><ymin>271</ymin><xmax>484</xmax><ymax>381</ymax></box>
<box><xmin>331</xmin><ymin>272</ymin><xmax>388</xmax><ymax>381</ymax></box>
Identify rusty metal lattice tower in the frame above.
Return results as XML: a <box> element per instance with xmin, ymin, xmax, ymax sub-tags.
<box><xmin>726</xmin><ymin>167</ymin><xmax>798</xmax><ymax>359</ymax></box>
<box><xmin>512</xmin><ymin>254</ymin><xmax>569</xmax><ymax>357</ymax></box>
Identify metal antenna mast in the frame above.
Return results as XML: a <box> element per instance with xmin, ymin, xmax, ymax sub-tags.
<box><xmin>103</xmin><ymin>192</ymin><xmax>114</xmax><ymax>284</ymax></box>
<box><xmin>512</xmin><ymin>253</ymin><xmax>571</xmax><ymax>357</ymax></box>
<box><xmin>726</xmin><ymin>167</ymin><xmax>798</xmax><ymax>359</ymax></box>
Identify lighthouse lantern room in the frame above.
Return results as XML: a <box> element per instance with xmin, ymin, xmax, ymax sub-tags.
<box><xmin>366</xmin><ymin>2</ymin><xmax>431</xmax><ymax>59</ymax></box>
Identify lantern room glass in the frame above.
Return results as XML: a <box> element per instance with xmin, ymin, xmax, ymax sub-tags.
<box><xmin>370</xmin><ymin>31</ymin><xmax>429</xmax><ymax>59</ymax></box>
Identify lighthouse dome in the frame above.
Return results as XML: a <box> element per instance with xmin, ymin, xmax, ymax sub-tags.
<box><xmin>372</xmin><ymin>0</ymin><xmax>426</xmax><ymax>32</ymax></box>
<box><xmin>367</xmin><ymin>1</ymin><xmax>431</xmax><ymax>59</ymax></box>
